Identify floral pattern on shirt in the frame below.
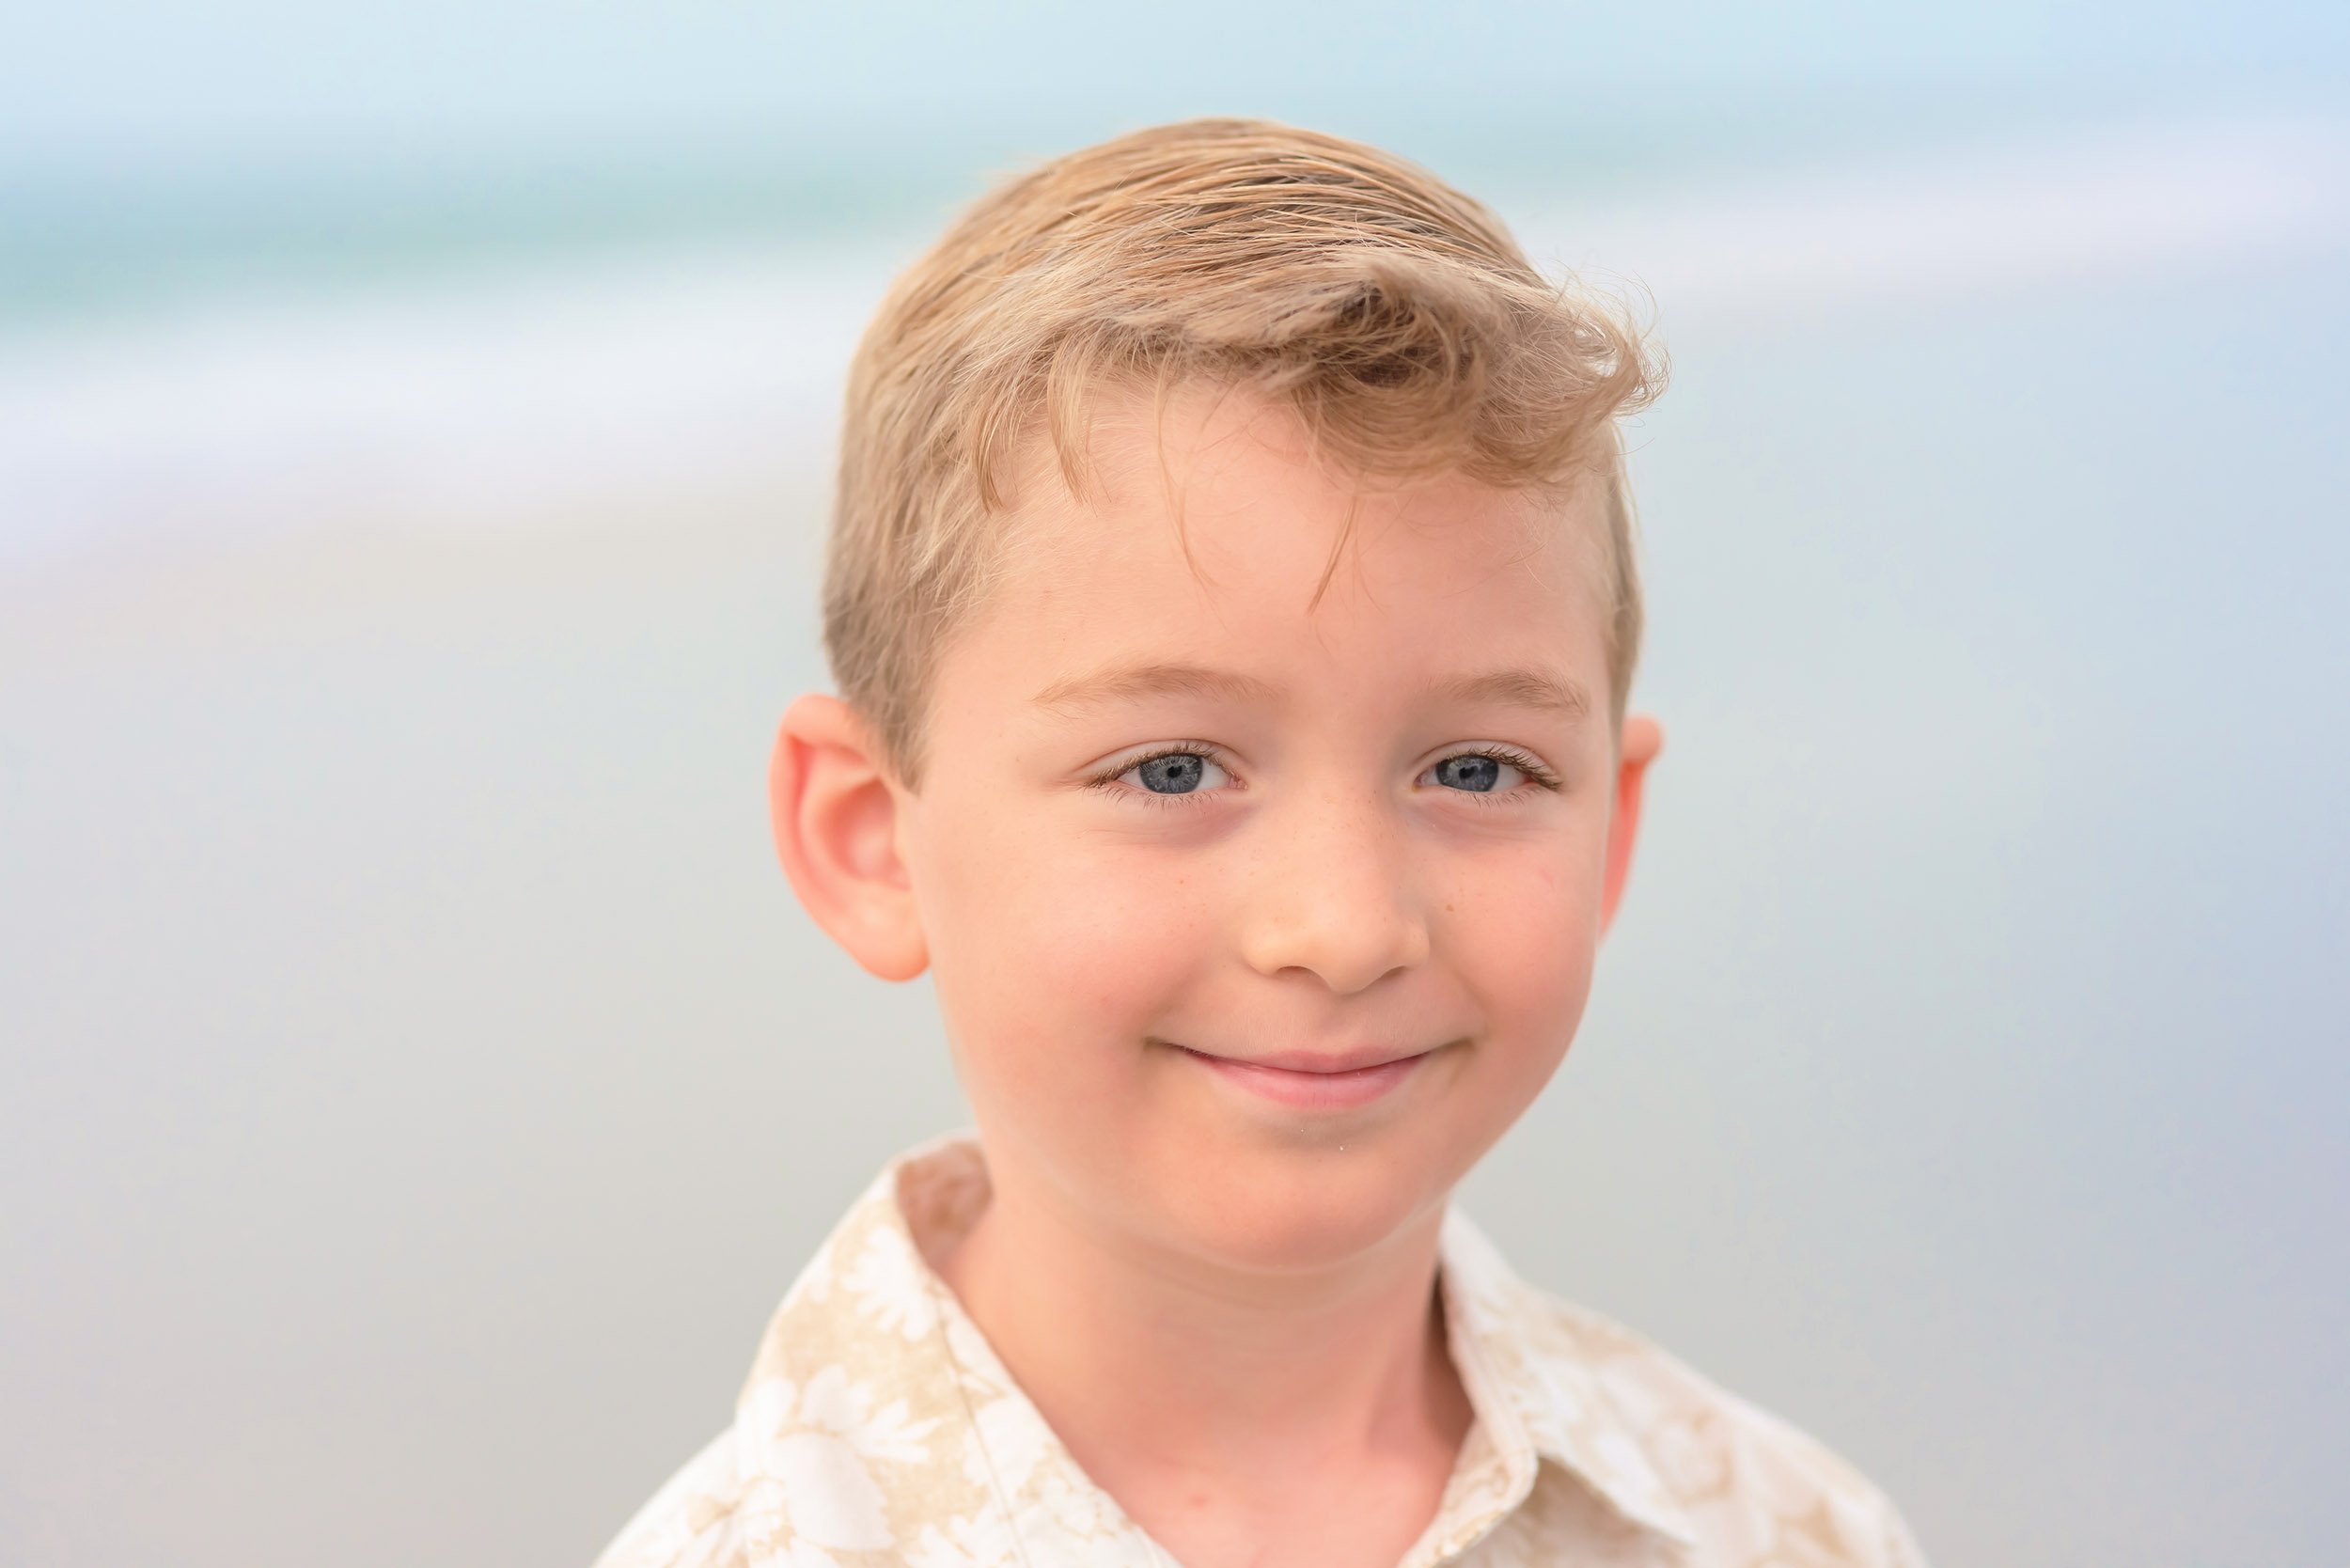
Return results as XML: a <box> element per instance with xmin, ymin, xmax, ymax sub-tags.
<box><xmin>596</xmin><ymin>1129</ymin><xmax>1929</xmax><ymax>1568</ymax></box>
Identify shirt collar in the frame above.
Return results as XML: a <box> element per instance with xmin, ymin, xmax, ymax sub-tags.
<box><xmin>734</xmin><ymin>1129</ymin><xmax>1696</xmax><ymax>1560</ymax></box>
<box><xmin>1435</xmin><ymin>1203</ymin><xmax>1700</xmax><ymax>1552</ymax></box>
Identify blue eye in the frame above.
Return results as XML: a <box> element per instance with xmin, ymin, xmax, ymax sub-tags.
<box><xmin>1136</xmin><ymin>753</ymin><xmax>1207</xmax><ymax>793</ymax></box>
<box><xmin>1418</xmin><ymin>747</ymin><xmax>1560</xmax><ymax>796</ymax></box>
<box><xmin>1103</xmin><ymin>748</ymin><xmax>1232</xmax><ymax>798</ymax></box>
<box><xmin>1431</xmin><ymin>754</ymin><xmax>1506</xmax><ymax>792</ymax></box>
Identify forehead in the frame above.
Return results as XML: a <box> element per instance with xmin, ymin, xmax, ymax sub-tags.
<box><xmin>948</xmin><ymin>381</ymin><xmax>1613</xmax><ymax>702</ymax></box>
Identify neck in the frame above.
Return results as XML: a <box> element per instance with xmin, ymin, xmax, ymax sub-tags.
<box><xmin>929</xmin><ymin>1143</ymin><xmax>1473</xmax><ymax>1497</ymax></box>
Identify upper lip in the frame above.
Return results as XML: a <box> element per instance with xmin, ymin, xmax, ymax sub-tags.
<box><xmin>1184</xmin><ymin>1043</ymin><xmax>1436</xmax><ymax>1074</ymax></box>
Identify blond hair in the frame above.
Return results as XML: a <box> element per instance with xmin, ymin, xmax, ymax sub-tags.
<box><xmin>824</xmin><ymin>117</ymin><xmax>1663</xmax><ymax>787</ymax></box>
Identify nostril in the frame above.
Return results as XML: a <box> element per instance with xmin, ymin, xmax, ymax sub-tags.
<box><xmin>1237</xmin><ymin>905</ymin><xmax>1432</xmax><ymax>996</ymax></box>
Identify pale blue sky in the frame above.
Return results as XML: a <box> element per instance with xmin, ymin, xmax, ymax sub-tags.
<box><xmin>6</xmin><ymin>0</ymin><xmax>2344</xmax><ymax>173</ymax></box>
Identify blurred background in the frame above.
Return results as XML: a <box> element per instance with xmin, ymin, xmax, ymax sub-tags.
<box><xmin>4</xmin><ymin>4</ymin><xmax>2346</xmax><ymax>1564</ymax></box>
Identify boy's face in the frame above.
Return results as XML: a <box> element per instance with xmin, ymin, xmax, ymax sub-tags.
<box><xmin>868</xmin><ymin>384</ymin><xmax>1658</xmax><ymax>1274</ymax></box>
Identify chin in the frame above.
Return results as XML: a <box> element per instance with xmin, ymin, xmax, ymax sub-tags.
<box><xmin>1148</xmin><ymin>1143</ymin><xmax>1452</xmax><ymax>1276</ymax></box>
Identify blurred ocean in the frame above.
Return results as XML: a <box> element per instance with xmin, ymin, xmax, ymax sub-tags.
<box><xmin>7</xmin><ymin>112</ymin><xmax>2345</xmax><ymax>573</ymax></box>
<box><xmin>4</xmin><ymin>23</ymin><xmax>2348</xmax><ymax>1567</ymax></box>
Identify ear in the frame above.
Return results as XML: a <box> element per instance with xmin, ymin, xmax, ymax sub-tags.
<box><xmin>1597</xmin><ymin>712</ymin><xmax>1664</xmax><ymax>937</ymax></box>
<box><xmin>767</xmin><ymin>693</ymin><xmax>930</xmax><ymax>981</ymax></box>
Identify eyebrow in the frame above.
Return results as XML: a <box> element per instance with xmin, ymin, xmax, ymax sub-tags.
<box><xmin>1031</xmin><ymin>662</ymin><xmax>1284</xmax><ymax>715</ymax></box>
<box><xmin>1434</xmin><ymin>667</ymin><xmax>1591</xmax><ymax>720</ymax></box>
<box><xmin>1029</xmin><ymin>660</ymin><xmax>1590</xmax><ymax>720</ymax></box>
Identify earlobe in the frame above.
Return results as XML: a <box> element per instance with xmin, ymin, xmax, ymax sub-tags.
<box><xmin>1597</xmin><ymin>713</ymin><xmax>1664</xmax><ymax>936</ymax></box>
<box><xmin>767</xmin><ymin>694</ymin><xmax>930</xmax><ymax>980</ymax></box>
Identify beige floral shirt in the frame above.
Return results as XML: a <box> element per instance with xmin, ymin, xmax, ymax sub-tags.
<box><xmin>596</xmin><ymin>1129</ymin><xmax>1929</xmax><ymax>1568</ymax></box>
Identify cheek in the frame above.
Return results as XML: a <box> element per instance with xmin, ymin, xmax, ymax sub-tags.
<box><xmin>1447</xmin><ymin>825</ymin><xmax>1606</xmax><ymax>1051</ymax></box>
<box><xmin>920</xmin><ymin>803</ymin><xmax>1210</xmax><ymax>1080</ymax></box>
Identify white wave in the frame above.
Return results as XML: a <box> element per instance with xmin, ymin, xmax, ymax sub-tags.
<box><xmin>1515</xmin><ymin>112</ymin><xmax>2350</xmax><ymax>318</ymax></box>
<box><xmin>0</xmin><ymin>245</ymin><xmax>891</xmax><ymax>567</ymax></box>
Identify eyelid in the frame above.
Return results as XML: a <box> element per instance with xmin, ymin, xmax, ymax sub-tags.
<box><xmin>1430</xmin><ymin>742</ymin><xmax>1563</xmax><ymax>792</ymax></box>
<box><xmin>1081</xmin><ymin>740</ymin><xmax>1239</xmax><ymax>801</ymax></box>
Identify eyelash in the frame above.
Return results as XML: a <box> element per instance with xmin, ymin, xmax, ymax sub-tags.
<box><xmin>1078</xmin><ymin>745</ymin><xmax>1224</xmax><ymax>812</ymax></box>
<box><xmin>1445</xmin><ymin>745</ymin><xmax>1566</xmax><ymax>805</ymax></box>
<box><xmin>1081</xmin><ymin>742</ymin><xmax>1563</xmax><ymax>811</ymax></box>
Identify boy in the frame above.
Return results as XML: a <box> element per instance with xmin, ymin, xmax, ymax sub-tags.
<box><xmin>597</xmin><ymin>118</ymin><xmax>1928</xmax><ymax>1568</ymax></box>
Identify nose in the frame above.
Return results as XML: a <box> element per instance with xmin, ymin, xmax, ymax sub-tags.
<box><xmin>1235</xmin><ymin>780</ymin><xmax>1431</xmax><ymax>995</ymax></box>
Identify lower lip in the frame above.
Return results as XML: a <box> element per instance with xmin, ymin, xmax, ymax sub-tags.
<box><xmin>1181</xmin><ymin>1047</ymin><xmax>1430</xmax><ymax>1109</ymax></box>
